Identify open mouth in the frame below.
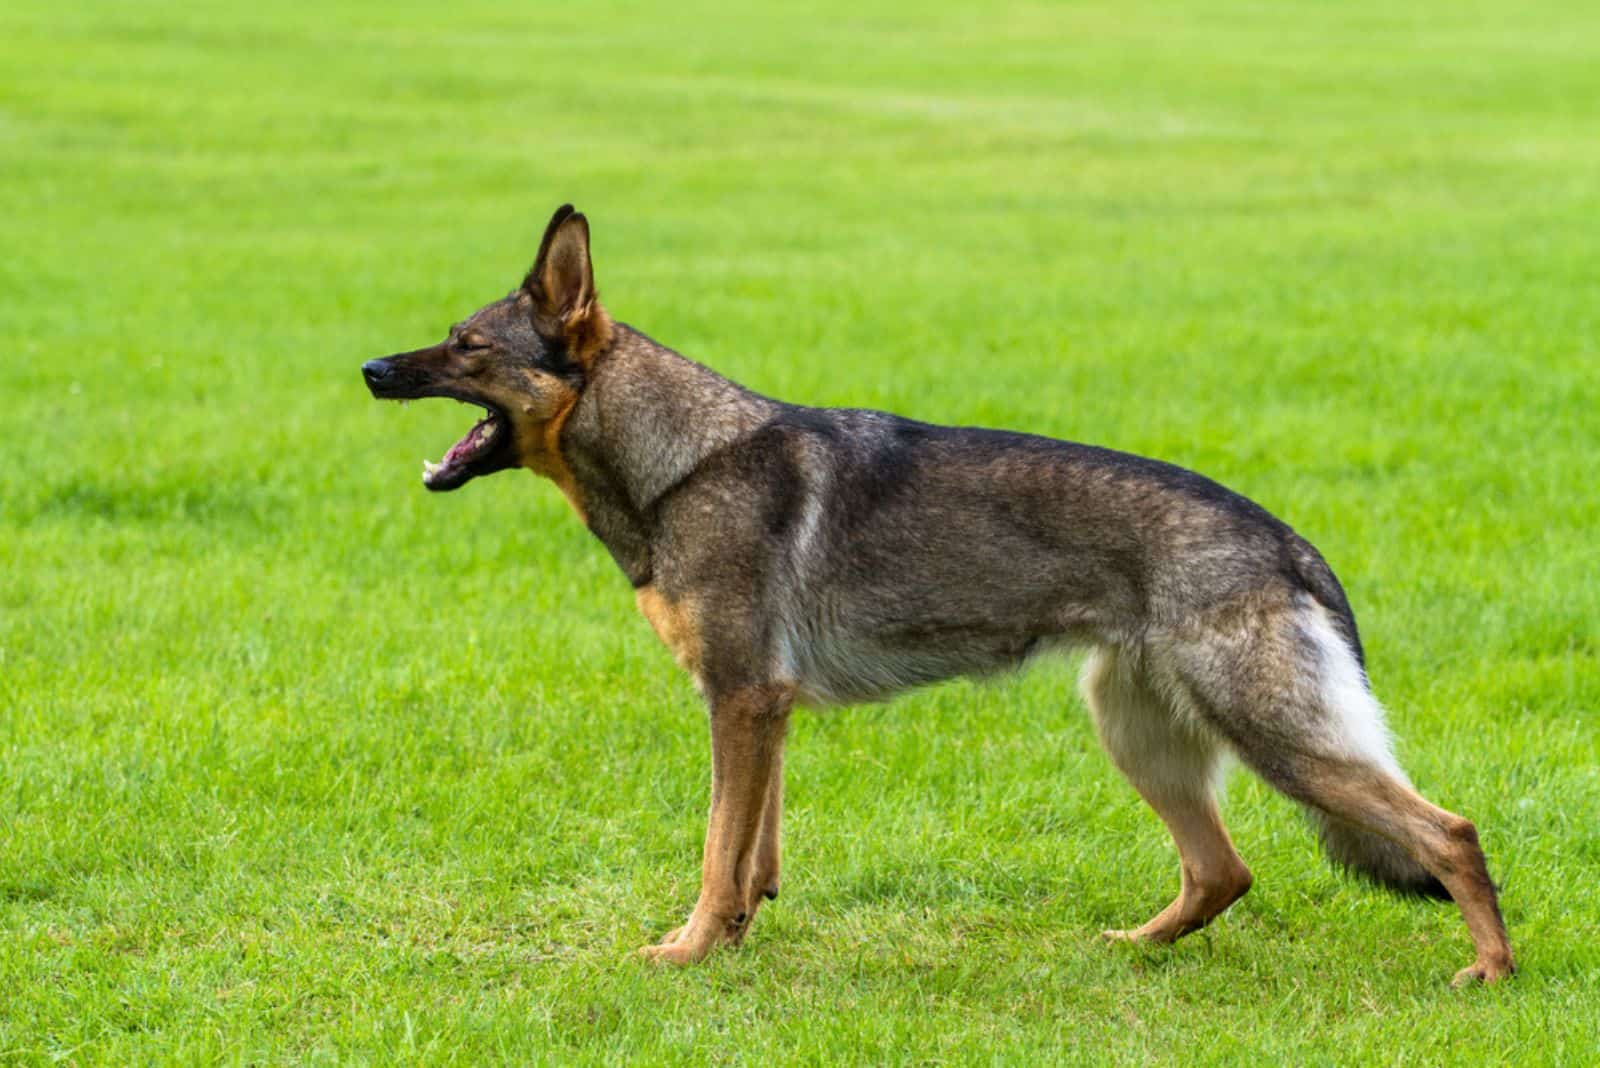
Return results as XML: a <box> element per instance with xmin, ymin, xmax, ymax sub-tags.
<box><xmin>364</xmin><ymin>354</ymin><xmax>518</xmax><ymax>492</ymax></box>
<box><xmin>417</xmin><ymin>401</ymin><xmax>512</xmax><ymax>492</ymax></box>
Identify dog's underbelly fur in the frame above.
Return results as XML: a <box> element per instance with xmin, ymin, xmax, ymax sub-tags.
<box><xmin>782</xmin><ymin>631</ymin><xmax>1032</xmax><ymax>707</ymax></box>
<box><xmin>773</xmin><ymin>599</ymin><xmax>1098</xmax><ymax>707</ymax></box>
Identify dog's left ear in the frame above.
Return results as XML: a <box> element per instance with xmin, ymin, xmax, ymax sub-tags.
<box><xmin>524</xmin><ymin>204</ymin><xmax>609</xmax><ymax>363</ymax></box>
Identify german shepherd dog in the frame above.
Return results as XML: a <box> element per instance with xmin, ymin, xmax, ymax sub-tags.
<box><xmin>362</xmin><ymin>205</ymin><xmax>1514</xmax><ymax>984</ymax></box>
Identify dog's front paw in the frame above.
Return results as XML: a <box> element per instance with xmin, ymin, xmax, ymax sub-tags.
<box><xmin>638</xmin><ymin>938</ymin><xmax>711</xmax><ymax>965</ymax></box>
<box><xmin>637</xmin><ymin>910</ymin><xmax>744</xmax><ymax>964</ymax></box>
<box><xmin>1100</xmin><ymin>925</ymin><xmax>1181</xmax><ymax>945</ymax></box>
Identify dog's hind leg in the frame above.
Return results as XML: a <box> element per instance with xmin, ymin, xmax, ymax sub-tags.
<box><xmin>1169</xmin><ymin>598</ymin><xmax>1515</xmax><ymax>985</ymax></box>
<box><xmin>1283</xmin><ymin>758</ymin><xmax>1511</xmax><ymax>986</ymax></box>
<box><xmin>1081</xmin><ymin>647</ymin><xmax>1253</xmax><ymax>943</ymax></box>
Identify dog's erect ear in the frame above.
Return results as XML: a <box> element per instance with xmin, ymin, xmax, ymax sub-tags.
<box><xmin>528</xmin><ymin>204</ymin><xmax>578</xmax><ymax>296</ymax></box>
<box><xmin>524</xmin><ymin>205</ymin><xmax>608</xmax><ymax>361</ymax></box>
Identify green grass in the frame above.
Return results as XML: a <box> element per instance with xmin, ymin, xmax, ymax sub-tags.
<box><xmin>3</xmin><ymin>0</ymin><xmax>1598</xmax><ymax>1062</ymax></box>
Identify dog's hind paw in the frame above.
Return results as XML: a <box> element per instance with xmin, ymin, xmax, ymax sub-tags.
<box><xmin>1451</xmin><ymin>956</ymin><xmax>1515</xmax><ymax>987</ymax></box>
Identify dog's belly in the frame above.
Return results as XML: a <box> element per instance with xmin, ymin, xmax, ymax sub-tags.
<box><xmin>779</xmin><ymin>625</ymin><xmax>1063</xmax><ymax>707</ymax></box>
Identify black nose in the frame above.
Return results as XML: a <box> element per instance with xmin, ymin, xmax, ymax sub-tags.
<box><xmin>362</xmin><ymin>359</ymin><xmax>394</xmax><ymax>385</ymax></box>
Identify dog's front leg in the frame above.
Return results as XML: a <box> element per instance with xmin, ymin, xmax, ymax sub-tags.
<box><xmin>640</xmin><ymin>684</ymin><xmax>792</xmax><ymax>964</ymax></box>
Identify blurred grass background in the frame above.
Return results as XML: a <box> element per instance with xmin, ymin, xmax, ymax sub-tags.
<box><xmin>2</xmin><ymin>0</ymin><xmax>1597</xmax><ymax>1062</ymax></box>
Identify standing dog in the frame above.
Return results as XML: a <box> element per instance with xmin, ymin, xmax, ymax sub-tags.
<box><xmin>362</xmin><ymin>205</ymin><xmax>1514</xmax><ymax>984</ymax></box>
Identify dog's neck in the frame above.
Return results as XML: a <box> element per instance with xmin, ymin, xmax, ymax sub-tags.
<box><xmin>557</xmin><ymin>322</ymin><xmax>776</xmax><ymax>586</ymax></box>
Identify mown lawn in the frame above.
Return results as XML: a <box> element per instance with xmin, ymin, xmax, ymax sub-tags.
<box><xmin>2</xmin><ymin>0</ymin><xmax>1597</xmax><ymax>1062</ymax></box>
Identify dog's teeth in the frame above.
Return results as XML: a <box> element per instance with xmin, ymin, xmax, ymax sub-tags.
<box><xmin>422</xmin><ymin>459</ymin><xmax>441</xmax><ymax>481</ymax></box>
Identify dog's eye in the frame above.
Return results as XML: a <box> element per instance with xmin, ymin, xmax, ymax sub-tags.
<box><xmin>457</xmin><ymin>337</ymin><xmax>492</xmax><ymax>352</ymax></box>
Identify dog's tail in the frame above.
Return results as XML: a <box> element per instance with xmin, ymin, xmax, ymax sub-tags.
<box><xmin>1289</xmin><ymin>570</ymin><xmax>1452</xmax><ymax>901</ymax></box>
<box><xmin>1310</xmin><ymin>813</ymin><xmax>1451</xmax><ymax>900</ymax></box>
<box><xmin>1299</xmin><ymin>588</ymin><xmax>1452</xmax><ymax>895</ymax></box>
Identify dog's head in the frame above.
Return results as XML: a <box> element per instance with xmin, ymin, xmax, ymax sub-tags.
<box><xmin>362</xmin><ymin>204</ymin><xmax>610</xmax><ymax>492</ymax></box>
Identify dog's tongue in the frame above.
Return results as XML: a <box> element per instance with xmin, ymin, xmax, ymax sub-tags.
<box><xmin>423</xmin><ymin>415</ymin><xmax>500</xmax><ymax>486</ymax></box>
<box><xmin>443</xmin><ymin>417</ymin><xmax>494</xmax><ymax>464</ymax></box>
